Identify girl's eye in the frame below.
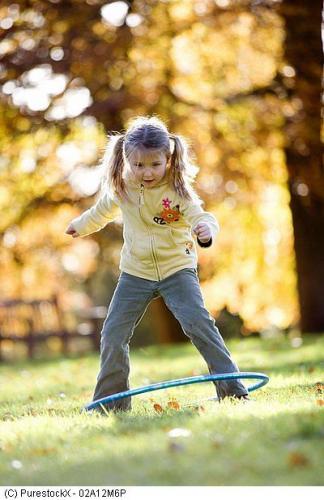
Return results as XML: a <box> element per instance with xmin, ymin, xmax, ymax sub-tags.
<box><xmin>135</xmin><ymin>164</ymin><xmax>160</xmax><ymax>168</ymax></box>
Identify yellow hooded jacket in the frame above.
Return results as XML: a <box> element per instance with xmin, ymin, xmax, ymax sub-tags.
<box><xmin>70</xmin><ymin>174</ymin><xmax>220</xmax><ymax>281</ymax></box>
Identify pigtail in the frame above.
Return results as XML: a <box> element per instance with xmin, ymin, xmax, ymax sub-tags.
<box><xmin>169</xmin><ymin>134</ymin><xmax>202</xmax><ymax>204</ymax></box>
<box><xmin>99</xmin><ymin>133</ymin><xmax>128</xmax><ymax>202</ymax></box>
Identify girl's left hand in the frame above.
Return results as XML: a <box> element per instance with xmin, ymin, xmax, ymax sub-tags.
<box><xmin>193</xmin><ymin>222</ymin><xmax>212</xmax><ymax>243</ymax></box>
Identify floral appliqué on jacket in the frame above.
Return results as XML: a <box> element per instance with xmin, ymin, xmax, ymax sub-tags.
<box><xmin>153</xmin><ymin>197</ymin><xmax>181</xmax><ymax>225</ymax></box>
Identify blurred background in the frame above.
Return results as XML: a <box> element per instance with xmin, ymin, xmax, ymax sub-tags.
<box><xmin>0</xmin><ymin>0</ymin><xmax>323</xmax><ymax>361</ymax></box>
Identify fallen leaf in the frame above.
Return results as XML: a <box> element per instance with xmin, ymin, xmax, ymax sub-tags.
<box><xmin>167</xmin><ymin>400</ymin><xmax>180</xmax><ymax>410</ymax></box>
<box><xmin>288</xmin><ymin>452</ymin><xmax>310</xmax><ymax>467</ymax></box>
<box><xmin>153</xmin><ymin>403</ymin><xmax>163</xmax><ymax>413</ymax></box>
<box><xmin>316</xmin><ymin>399</ymin><xmax>324</xmax><ymax>406</ymax></box>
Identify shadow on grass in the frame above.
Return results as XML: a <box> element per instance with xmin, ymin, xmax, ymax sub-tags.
<box><xmin>2</xmin><ymin>401</ymin><xmax>323</xmax><ymax>486</ymax></box>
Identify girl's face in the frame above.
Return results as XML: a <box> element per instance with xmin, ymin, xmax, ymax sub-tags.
<box><xmin>129</xmin><ymin>148</ymin><xmax>170</xmax><ymax>188</ymax></box>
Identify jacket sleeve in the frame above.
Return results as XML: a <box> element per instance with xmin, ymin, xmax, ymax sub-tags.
<box><xmin>182</xmin><ymin>198</ymin><xmax>220</xmax><ymax>247</ymax></box>
<box><xmin>70</xmin><ymin>192</ymin><xmax>121</xmax><ymax>237</ymax></box>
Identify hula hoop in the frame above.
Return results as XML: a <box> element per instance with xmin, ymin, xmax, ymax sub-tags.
<box><xmin>84</xmin><ymin>372</ymin><xmax>269</xmax><ymax>411</ymax></box>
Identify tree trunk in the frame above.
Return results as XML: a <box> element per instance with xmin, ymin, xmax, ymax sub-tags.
<box><xmin>278</xmin><ymin>0</ymin><xmax>324</xmax><ymax>332</ymax></box>
<box><xmin>148</xmin><ymin>297</ymin><xmax>185</xmax><ymax>343</ymax></box>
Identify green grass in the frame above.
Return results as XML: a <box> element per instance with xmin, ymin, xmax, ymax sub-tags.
<box><xmin>0</xmin><ymin>335</ymin><xmax>323</xmax><ymax>486</ymax></box>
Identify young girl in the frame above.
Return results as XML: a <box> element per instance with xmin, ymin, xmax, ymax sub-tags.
<box><xmin>66</xmin><ymin>116</ymin><xmax>249</xmax><ymax>411</ymax></box>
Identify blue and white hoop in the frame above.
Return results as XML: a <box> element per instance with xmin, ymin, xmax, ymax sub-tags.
<box><xmin>84</xmin><ymin>371</ymin><xmax>269</xmax><ymax>411</ymax></box>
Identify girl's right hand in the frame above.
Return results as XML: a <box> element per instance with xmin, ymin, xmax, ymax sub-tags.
<box><xmin>65</xmin><ymin>223</ymin><xmax>80</xmax><ymax>238</ymax></box>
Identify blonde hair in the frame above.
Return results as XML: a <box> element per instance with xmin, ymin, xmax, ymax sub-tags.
<box><xmin>99</xmin><ymin>115</ymin><xmax>202</xmax><ymax>204</ymax></box>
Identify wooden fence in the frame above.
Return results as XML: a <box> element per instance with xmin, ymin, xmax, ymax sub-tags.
<box><xmin>0</xmin><ymin>295</ymin><xmax>104</xmax><ymax>361</ymax></box>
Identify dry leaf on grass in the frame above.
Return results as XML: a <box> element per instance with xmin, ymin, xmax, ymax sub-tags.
<box><xmin>288</xmin><ymin>452</ymin><xmax>310</xmax><ymax>467</ymax></box>
<box><xmin>167</xmin><ymin>400</ymin><xmax>180</xmax><ymax>410</ymax></box>
<box><xmin>316</xmin><ymin>399</ymin><xmax>324</xmax><ymax>406</ymax></box>
<box><xmin>153</xmin><ymin>403</ymin><xmax>163</xmax><ymax>413</ymax></box>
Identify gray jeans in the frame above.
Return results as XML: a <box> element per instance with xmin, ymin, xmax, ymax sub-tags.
<box><xmin>92</xmin><ymin>268</ymin><xmax>248</xmax><ymax>410</ymax></box>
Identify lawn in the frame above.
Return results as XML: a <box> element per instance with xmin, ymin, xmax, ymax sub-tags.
<box><xmin>0</xmin><ymin>334</ymin><xmax>323</xmax><ymax>486</ymax></box>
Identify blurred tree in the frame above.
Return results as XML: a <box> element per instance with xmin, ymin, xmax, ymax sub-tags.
<box><xmin>0</xmin><ymin>0</ymin><xmax>133</xmax><ymax>341</ymax></box>
<box><xmin>0</xmin><ymin>0</ymin><xmax>321</xmax><ymax>350</ymax></box>
<box><xmin>275</xmin><ymin>0</ymin><xmax>324</xmax><ymax>333</ymax></box>
<box><xmin>0</xmin><ymin>0</ymin><xmax>186</xmax><ymax>344</ymax></box>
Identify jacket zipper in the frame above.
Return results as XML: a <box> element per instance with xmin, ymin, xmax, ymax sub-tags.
<box><xmin>138</xmin><ymin>184</ymin><xmax>161</xmax><ymax>281</ymax></box>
